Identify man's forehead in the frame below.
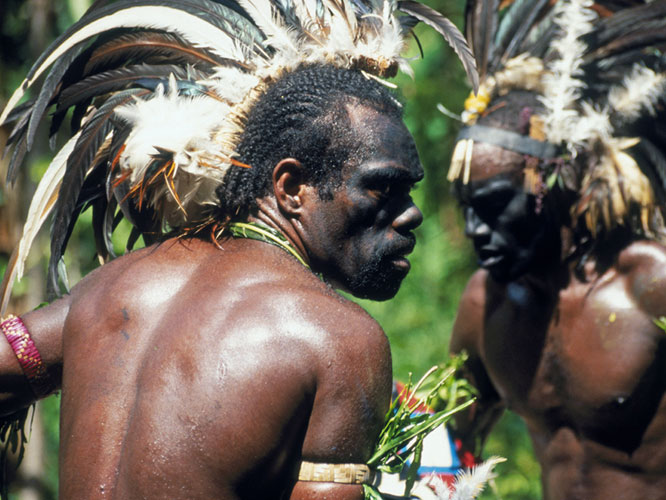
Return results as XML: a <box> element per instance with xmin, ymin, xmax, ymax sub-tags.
<box><xmin>345</xmin><ymin>102</ymin><xmax>417</xmax><ymax>150</ymax></box>
<box><xmin>345</xmin><ymin>101</ymin><xmax>404</xmax><ymax>132</ymax></box>
<box><xmin>467</xmin><ymin>142</ymin><xmax>525</xmax><ymax>182</ymax></box>
<box><xmin>356</xmin><ymin>159</ymin><xmax>424</xmax><ymax>182</ymax></box>
<box><xmin>455</xmin><ymin>171</ymin><xmax>522</xmax><ymax>201</ymax></box>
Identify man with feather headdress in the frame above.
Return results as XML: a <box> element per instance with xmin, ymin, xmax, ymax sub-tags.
<box><xmin>447</xmin><ymin>0</ymin><xmax>666</xmax><ymax>498</ymax></box>
<box><xmin>0</xmin><ymin>0</ymin><xmax>479</xmax><ymax>498</ymax></box>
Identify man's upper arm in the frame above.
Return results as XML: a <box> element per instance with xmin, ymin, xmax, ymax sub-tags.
<box><xmin>450</xmin><ymin>271</ymin><xmax>504</xmax><ymax>455</ymax></box>
<box><xmin>450</xmin><ymin>270</ymin><xmax>487</xmax><ymax>356</ymax></box>
<box><xmin>288</xmin><ymin>302</ymin><xmax>391</xmax><ymax>500</ymax></box>
<box><xmin>0</xmin><ymin>296</ymin><xmax>68</xmax><ymax>415</ymax></box>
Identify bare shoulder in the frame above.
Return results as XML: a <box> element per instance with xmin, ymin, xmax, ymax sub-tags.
<box><xmin>450</xmin><ymin>269</ymin><xmax>488</xmax><ymax>355</ymax></box>
<box><xmin>238</xmin><ymin>272</ymin><xmax>390</xmax><ymax>373</ymax></box>
<box><xmin>616</xmin><ymin>240</ymin><xmax>666</xmax><ymax>317</ymax></box>
<box><xmin>617</xmin><ymin>239</ymin><xmax>666</xmax><ymax>274</ymax></box>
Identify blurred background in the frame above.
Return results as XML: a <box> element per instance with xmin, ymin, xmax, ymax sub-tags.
<box><xmin>0</xmin><ymin>0</ymin><xmax>540</xmax><ymax>498</ymax></box>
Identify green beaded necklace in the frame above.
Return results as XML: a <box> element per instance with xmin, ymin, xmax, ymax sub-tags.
<box><xmin>227</xmin><ymin>221</ymin><xmax>310</xmax><ymax>270</ymax></box>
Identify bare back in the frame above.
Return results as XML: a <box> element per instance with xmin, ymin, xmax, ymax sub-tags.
<box><xmin>56</xmin><ymin>237</ymin><xmax>391</xmax><ymax>499</ymax></box>
<box><xmin>452</xmin><ymin>240</ymin><xmax>666</xmax><ymax>500</ymax></box>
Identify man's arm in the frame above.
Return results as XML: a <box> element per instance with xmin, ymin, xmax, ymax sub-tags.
<box><xmin>287</xmin><ymin>297</ymin><xmax>392</xmax><ymax>500</ymax></box>
<box><xmin>0</xmin><ymin>296</ymin><xmax>68</xmax><ymax>415</ymax></box>
<box><xmin>449</xmin><ymin>270</ymin><xmax>504</xmax><ymax>457</ymax></box>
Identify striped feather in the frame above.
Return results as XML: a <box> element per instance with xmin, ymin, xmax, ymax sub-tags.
<box><xmin>82</xmin><ymin>32</ymin><xmax>223</xmax><ymax>76</ymax></box>
<box><xmin>398</xmin><ymin>1</ymin><xmax>479</xmax><ymax>92</ymax></box>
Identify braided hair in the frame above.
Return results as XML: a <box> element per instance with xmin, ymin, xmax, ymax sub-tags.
<box><xmin>215</xmin><ymin>64</ymin><xmax>402</xmax><ymax>221</ymax></box>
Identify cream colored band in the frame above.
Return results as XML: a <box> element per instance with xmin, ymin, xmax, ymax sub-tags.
<box><xmin>298</xmin><ymin>461</ymin><xmax>373</xmax><ymax>484</ymax></box>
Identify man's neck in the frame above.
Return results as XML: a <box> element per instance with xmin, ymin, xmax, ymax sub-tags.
<box><xmin>248</xmin><ymin>199</ymin><xmax>310</xmax><ymax>268</ymax></box>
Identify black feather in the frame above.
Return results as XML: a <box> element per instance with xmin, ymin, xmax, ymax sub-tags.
<box><xmin>518</xmin><ymin>7</ymin><xmax>558</xmax><ymax>59</ymax></box>
<box><xmin>274</xmin><ymin>0</ymin><xmax>304</xmax><ymax>32</ymax></box>
<box><xmin>589</xmin><ymin>0</ymin><xmax>666</xmax><ymax>52</ymax></box>
<box><xmin>47</xmin><ymin>89</ymin><xmax>148</xmax><ymax>294</ymax></box>
<box><xmin>493</xmin><ymin>0</ymin><xmax>550</xmax><ymax>71</ymax></box>
<box><xmin>25</xmin><ymin>43</ymin><xmax>88</xmax><ymax>152</ymax></box>
<box><xmin>91</xmin><ymin>197</ymin><xmax>111</xmax><ymax>262</ymax></box>
<box><xmin>6</xmin><ymin>141</ymin><xmax>28</xmax><ymax>188</ymax></box>
<box><xmin>54</xmin><ymin>64</ymin><xmax>202</xmax><ymax>115</ymax></box>
<box><xmin>587</xmin><ymin>23</ymin><xmax>666</xmax><ymax>61</ymax></box>
<box><xmin>3</xmin><ymin>102</ymin><xmax>33</xmax><ymax>184</ymax></box>
<box><xmin>635</xmin><ymin>137</ymin><xmax>666</xmax><ymax>206</ymax></box>
<box><xmin>102</xmin><ymin>196</ymin><xmax>120</xmax><ymax>260</ymax></box>
<box><xmin>47</xmin><ymin>30</ymin><xmax>209</xmax><ymax>139</ymax></box>
<box><xmin>125</xmin><ymin>227</ymin><xmax>143</xmax><ymax>252</ymax></box>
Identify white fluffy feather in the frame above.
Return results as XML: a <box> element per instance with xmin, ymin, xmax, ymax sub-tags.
<box><xmin>540</xmin><ymin>0</ymin><xmax>597</xmax><ymax>148</ymax></box>
<box><xmin>426</xmin><ymin>456</ymin><xmax>505</xmax><ymax>500</ymax></box>
<box><xmin>573</xmin><ymin>101</ymin><xmax>612</xmax><ymax>146</ymax></box>
<box><xmin>114</xmin><ymin>76</ymin><xmax>233</xmax><ymax>224</ymax></box>
<box><xmin>609</xmin><ymin>64</ymin><xmax>666</xmax><ymax>122</ymax></box>
<box><xmin>116</xmin><ymin>78</ymin><xmax>230</xmax><ymax>181</ymax></box>
<box><xmin>238</xmin><ymin>0</ymin><xmax>299</xmax><ymax>58</ymax></box>
<box><xmin>205</xmin><ymin>66</ymin><xmax>262</xmax><ymax>104</ymax></box>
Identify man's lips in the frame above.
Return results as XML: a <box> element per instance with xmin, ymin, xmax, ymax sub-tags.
<box><xmin>480</xmin><ymin>254</ymin><xmax>504</xmax><ymax>268</ymax></box>
<box><xmin>388</xmin><ymin>238</ymin><xmax>416</xmax><ymax>271</ymax></box>
<box><xmin>476</xmin><ymin>246</ymin><xmax>505</xmax><ymax>269</ymax></box>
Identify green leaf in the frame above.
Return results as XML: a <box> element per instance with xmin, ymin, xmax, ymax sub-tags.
<box><xmin>655</xmin><ymin>316</ymin><xmax>666</xmax><ymax>333</ymax></box>
<box><xmin>363</xmin><ymin>484</ymin><xmax>385</xmax><ymax>500</ymax></box>
<box><xmin>365</xmin><ymin>354</ymin><xmax>476</xmax><ymax>497</ymax></box>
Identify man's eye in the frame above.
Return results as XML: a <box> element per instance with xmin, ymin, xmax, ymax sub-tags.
<box><xmin>371</xmin><ymin>185</ymin><xmax>392</xmax><ymax>199</ymax></box>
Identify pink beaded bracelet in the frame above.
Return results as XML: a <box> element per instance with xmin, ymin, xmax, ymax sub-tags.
<box><xmin>1</xmin><ymin>314</ymin><xmax>55</xmax><ymax>398</ymax></box>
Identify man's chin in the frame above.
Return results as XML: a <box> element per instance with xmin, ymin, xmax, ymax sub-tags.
<box><xmin>485</xmin><ymin>259</ymin><xmax>530</xmax><ymax>283</ymax></box>
<box><xmin>349</xmin><ymin>269</ymin><xmax>407</xmax><ymax>301</ymax></box>
<box><xmin>356</xmin><ymin>284</ymin><xmax>401</xmax><ymax>301</ymax></box>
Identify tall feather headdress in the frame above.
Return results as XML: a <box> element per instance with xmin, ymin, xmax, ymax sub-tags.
<box><xmin>449</xmin><ymin>0</ymin><xmax>666</xmax><ymax>252</ymax></box>
<box><xmin>0</xmin><ymin>0</ymin><xmax>478</xmax><ymax>311</ymax></box>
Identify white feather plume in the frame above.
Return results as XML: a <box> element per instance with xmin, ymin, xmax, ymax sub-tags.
<box><xmin>238</xmin><ymin>0</ymin><xmax>299</xmax><ymax>59</ymax></box>
<box><xmin>572</xmin><ymin>101</ymin><xmax>612</xmax><ymax>147</ymax></box>
<box><xmin>609</xmin><ymin>64</ymin><xmax>666</xmax><ymax>123</ymax></box>
<box><xmin>540</xmin><ymin>0</ymin><xmax>597</xmax><ymax>149</ymax></box>
<box><xmin>425</xmin><ymin>456</ymin><xmax>505</xmax><ymax>500</ymax></box>
<box><xmin>204</xmin><ymin>67</ymin><xmax>262</xmax><ymax>104</ymax></box>
<box><xmin>114</xmin><ymin>76</ymin><xmax>232</xmax><ymax>224</ymax></box>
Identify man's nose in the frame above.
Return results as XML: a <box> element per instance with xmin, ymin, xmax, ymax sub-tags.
<box><xmin>392</xmin><ymin>200</ymin><xmax>423</xmax><ymax>232</ymax></box>
<box><xmin>464</xmin><ymin>208</ymin><xmax>490</xmax><ymax>239</ymax></box>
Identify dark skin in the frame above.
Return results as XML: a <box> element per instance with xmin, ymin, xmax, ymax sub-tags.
<box><xmin>451</xmin><ymin>142</ymin><xmax>666</xmax><ymax>500</ymax></box>
<box><xmin>0</xmin><ymin>102</ymin><xmax>424</xmax><ymax>499</ymax></box>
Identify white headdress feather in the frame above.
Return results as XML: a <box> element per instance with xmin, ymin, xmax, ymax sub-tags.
<box><xmin>540</xmin><ymin>0</ymin><xmax>597</xmax><ymax>149</ymax></box>
<box><xmin>609</xmin><ymin>64</ymin><xmax>666</xmax><ymax>123</ymax></box>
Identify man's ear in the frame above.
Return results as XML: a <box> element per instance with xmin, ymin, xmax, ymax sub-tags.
<box><xmin>272</xmin><ymin>158</ymin><xmax>311</xmax><ymax>217</ymax></box>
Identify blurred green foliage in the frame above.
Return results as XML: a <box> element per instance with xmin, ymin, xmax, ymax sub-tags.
<box><xmin>0</xmin><ymin>0</ymin><xmax>541</xmax><ymax>498</ymax></box>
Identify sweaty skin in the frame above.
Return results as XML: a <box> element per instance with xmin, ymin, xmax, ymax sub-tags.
<box><xmin>451</xmin><ymin>142</ymin><xmax>666</xmax><ymax>500</ymax></box>
<box><xmin>0</xmin><ymin>103</ymin><xmax>424</xmax><ymax>500</ymax></box>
